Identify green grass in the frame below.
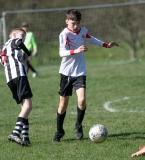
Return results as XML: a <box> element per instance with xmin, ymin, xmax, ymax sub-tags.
<box><xmin>0</xmin><ymin>57</ymin><xmax>145</xmax><ymax>160</ymax></box>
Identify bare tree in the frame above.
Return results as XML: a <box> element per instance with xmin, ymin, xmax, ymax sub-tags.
<box><xmin>114</xmin><ymin>5</ymin><xmax>145</xmax><ymax>59</ymax></box>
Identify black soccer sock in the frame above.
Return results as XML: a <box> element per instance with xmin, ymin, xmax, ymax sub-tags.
<box><xmin>22</xmin><ymin>119</ymin><xmax>29</xmax><ymax>138</ymax></box>
<box><xmin>12</xmin><ymin>117</ymin><xmax>26</xmax><ymax>136</ymax></box>
<box><xmin>76</xmin><ymin>106</ymin><xmax>86</xmax><ymax>126</ymax></box>
<box><xmin>57</xmin><ymin>111</ymin><xmax>66</xmax><ymax>133</ymax></box>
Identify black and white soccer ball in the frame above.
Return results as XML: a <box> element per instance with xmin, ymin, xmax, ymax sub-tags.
<box><xmin>89</xmin><ymin>124</ymin><xmax>108</xmax><ymax>143</ymax></box>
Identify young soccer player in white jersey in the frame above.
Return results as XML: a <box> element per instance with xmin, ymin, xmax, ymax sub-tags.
<box><xmin>52</xmin><ymin>9</ymin><xmax>119</xmax><ymax>142</ymax></box>
<box><xmin>0</xmin><ymin>28</ymin><xmax>33</xmax><ymax>146</ymax></box>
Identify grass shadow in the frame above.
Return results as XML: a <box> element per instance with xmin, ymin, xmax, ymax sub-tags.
<box><xmin>109</xmin><ymin>132</ymin><xmax>145</xmax><ymax>140</ymax></box>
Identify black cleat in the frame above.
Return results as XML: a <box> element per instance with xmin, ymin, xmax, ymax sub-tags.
<box><xmin>22</xmin><ymin>136</ymin><xmax>31</xmax><ymax>145</ymax></box>
<box><xmin>52</xmin><ymin>130</ymin><xmax>65</xmax><ymax>142</ymax></box>
<box><xmin>75</xmin><ymin>124</ymin><xmax>84</xmax><ymax>140</ymax></box>
<box><xmin>8</xmin><ymin>134</ymin><xmax>28</xmax><ymax>146</ymax></box>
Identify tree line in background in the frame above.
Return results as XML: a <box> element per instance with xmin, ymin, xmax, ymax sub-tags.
<box><xmin>0</xmin><ymin>0</ymin><xmax>145</xmax><ymax>63</ymax></box>
<box><xmin>0</xmin><ymin>0</ymin><xmax>141</xmax><ymax>13</ymax></box>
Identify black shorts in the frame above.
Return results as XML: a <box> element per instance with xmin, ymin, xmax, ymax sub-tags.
<box><xmin>58</xmin><ymin>74</ymin><xmax>86</xmax><ymax>97</ymax></box>
<box><xmin>7</xmin><ymin>76</ymin><xmax>33</xmax><ymax>104</ymax></box>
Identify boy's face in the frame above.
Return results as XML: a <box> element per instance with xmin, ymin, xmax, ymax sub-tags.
<box><xmin>66</xmin><ymin>19</ymin><xmax>80</xmax><ymax>32</ymax></box>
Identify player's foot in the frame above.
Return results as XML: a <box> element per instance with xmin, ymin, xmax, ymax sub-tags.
<box><xmin>52</xmin><ymin>130</ymin><xmax>65</xmax><ymax>142</ymax></box>
<box><xmin>131</xmin><ymin>146</ymin><xmax>145</xmax><ymax>157</ymax></box>
<box><xmin>32</xmin><ymin>72</ymin><xmax>38</xmax><ymax>78</ymax></box>
<box><xmin>75</xmin><ymin>124</ymin><xmax>84</xmax><ymax>140</ymax></box>
<box><xmin>8</xmin><ymin>134</ymin><xmax>28</xmax><ymax>146</ymax></box>
<box><xmin>22</xmin><ymin>136</ymin><xmax>31</xmax><ymax>145</ymax></box>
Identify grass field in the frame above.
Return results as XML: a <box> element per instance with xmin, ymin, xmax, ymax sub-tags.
<box><xmin>0</xmin><ymin>57</ymin><xmax>145</xmax><ymax>160</ymax></box>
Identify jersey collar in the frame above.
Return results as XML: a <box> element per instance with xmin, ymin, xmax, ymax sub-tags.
<box><xmin>67</xmin><ymin>27</ymin><xmax>81</xmax><ymax>34</ymax></box>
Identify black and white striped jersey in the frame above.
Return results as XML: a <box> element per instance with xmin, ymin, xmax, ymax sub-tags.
<box><xmin>0</xmin><ymin>38</ymin><xmax>30</xmax><ymax>83</ymax></box>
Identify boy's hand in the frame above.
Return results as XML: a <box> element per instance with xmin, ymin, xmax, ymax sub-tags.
<box><xmin>107</xmin><ymin>41</ymin><xmax>119</xmax><ymax>48</ymax></box>
<box><xmin>27</xmin><ymin>56</ymin><xmax>31</xmax><ymax>61</ymax></box>
<box><xmin>74</xmin><ymin>45</ymin><xmax>88</xmax><ymax>54</ymax></box>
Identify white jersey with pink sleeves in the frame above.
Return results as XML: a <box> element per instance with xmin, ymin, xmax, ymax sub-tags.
<box><xmin>59</xmin><ymin>27</ymin><xmax>106</xmax><ymax>76</ymax></box>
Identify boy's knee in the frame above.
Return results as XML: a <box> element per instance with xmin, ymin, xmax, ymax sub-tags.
<box><xmin>78</xmin><ymin>98</ymin><xmax>86</xmax><ymax>108</ymax></box>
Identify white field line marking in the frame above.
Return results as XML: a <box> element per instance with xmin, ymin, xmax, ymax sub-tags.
<box><xmin>107</xmin><ymin>59</ymin><xmax>134</xmax><ymax>65</ymax></box>
<box><xmin>103</xmin><ymin>97</ymin><xmax>131</xmax><ymax>112</ymax></box>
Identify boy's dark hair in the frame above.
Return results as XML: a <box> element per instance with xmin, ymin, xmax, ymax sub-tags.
<box><xmin>66</xmin><ymin>9</ymin><xmax>82</xmax><ymax>21</ymax></box>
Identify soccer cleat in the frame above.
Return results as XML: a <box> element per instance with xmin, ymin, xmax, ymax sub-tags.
<box><xmin>8</xmin><ymin>134</ymin><xmax>28</xmax><ymax>146</ymax></box>
<box><xmin>22</xmin><ymin>136</ymin><xmax>31</xmax><ymax>145</ymax></box>
<box><xmin>131</xmin><ymin>146</ymin><xmax>145</xmax><ymax>157</ymax></box>
<box><xmin>75</xmin><ymin>124</ymin><xmax>84</xmax><ymax>140</ymax></box>
<box><xmin>52</xmin><ymin>130</ymin><xmax>65</xmax><ymax>142</ymax></box>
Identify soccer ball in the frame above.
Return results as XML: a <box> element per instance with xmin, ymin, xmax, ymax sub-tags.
<box><xmin>89</xmin><ymin>124</ymin><xmax>108</xmax><ymax>143</ymax></box>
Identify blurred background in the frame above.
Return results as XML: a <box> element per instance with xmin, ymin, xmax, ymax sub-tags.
<box><xmin>0</xmin><ymin>0</ymin><xmax>145</xmax><ymax>66</ymax></box>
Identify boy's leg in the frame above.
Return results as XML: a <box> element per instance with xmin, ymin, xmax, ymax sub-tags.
<box><xmin>7</xmin><ymin>77</ymin><xmax>33</xmax><ymax>146</ymax></box>
<box><xmin>20</xmin><ymin>98</ymin><xmax>32</xmax><ymax>144</ymax></box>
<box><xmin>57</xmin><ymin>111</ymin><xmax>66</xmax><ymax>133</ymax></box>
<box><xmin>8</xmin><ymin>117</ymin><xmax>27</xmax><ymax>146</ymax></box>
<box><xmin>11</xmin><ymin>117</ymin><xmax>25</xmax><ymax>136</ymax></box>
<box><xmin>19</xmin><ymin>98</ymin><xmax>32</xmax><ymax>118</ymax></box>
<box><xmin>76</xmin><ymin>88</ymin><xmax>86</xmax><ymax>124</ymax></box>
<box><xmin>22</xmin><ymin>119</ymin><xmax>31</xmax><ymax>144</ymax></box>
<box><xmin>75</xmin><ymin>88</ymin><xmax>86</xmax><ymax>140</ymax></box>
<box><xmin>52</xmin><ymin>96</ymin><xmax>69</xmax><ymax>142</ymax></box>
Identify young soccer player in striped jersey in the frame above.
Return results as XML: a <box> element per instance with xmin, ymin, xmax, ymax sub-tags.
<box><xmin>0</xmin><ymin>28</ymin><xmax>33</xmax><ymax>146</ymax></box>
<box><xmin>52</xmin><ymin>9</ymin><xmax>119</xmax><ymax>142</ymax></box>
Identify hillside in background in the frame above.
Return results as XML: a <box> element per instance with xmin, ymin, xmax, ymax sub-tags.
<box><xmin>0</xmin><ymin>0</ymin><xmax>142</xmax><ymax>15</ymax></box>
<box><xmin>0</xmin><ymin>0</ymin><xmax>145</xmax><ymax>64</ymax></box>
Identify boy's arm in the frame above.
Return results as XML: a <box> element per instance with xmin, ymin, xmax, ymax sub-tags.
<box><xmin>85</xmin><ymin>33</ymin><xmax>106</xmax><ymax>46</ymax></box>
<box><xmin>59</xmin><ymin>34</ymin><xmax>72</xmax><ymax>57</ymax></box>
<box><xmin>16</xmin><ymin>39</ymin><xmax>31</xmax><ymax>56</ymax></box>
<box><xmin>85</xmin><ymin>33</ymin><xmax>119</xmax><ymax>48</ymax></box>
